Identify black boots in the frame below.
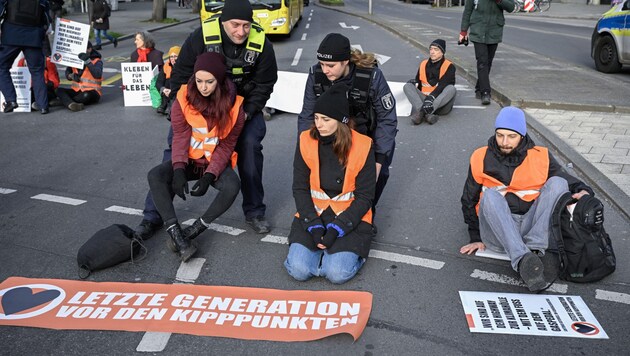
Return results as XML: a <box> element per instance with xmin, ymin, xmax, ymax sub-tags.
<box><xmin>183</xmin><ymin>218</ymin><xmax>208</xmax><ymax>240</ymax></box>
<box><xmin>166</xmin><ymin>224</ymin><xmax>197</xmax><ymax>262</ymax></box>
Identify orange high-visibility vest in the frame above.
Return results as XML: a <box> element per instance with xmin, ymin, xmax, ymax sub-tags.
<box><xmin>418</xmin><ymin>59</ymin><xmax>452</xmax><ymax>95</ymax></box>
<box><xmin>298</xmin><ymin>129</ymin><xmax>373</xmax><ymax>224</ymax></box>
<box><xmin>176</xmin><ymin>85</ymin><xmax>243</xmax><ymax>167</ymax></box>
<box><xmin>71</xmin><ymin>58</ymin><xmax>102</xmax><ymax>95</ymax></box>
<box><xmin>470</xmin><ymin>146</ymin><xmax>549</xmax><ymax>214</ymax></box>
<box><xmin>163</xmin><ymin>62</ymin><xmax>173</xmax><ymax>79</ymax></box>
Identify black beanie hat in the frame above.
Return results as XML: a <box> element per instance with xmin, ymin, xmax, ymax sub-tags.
<box><xmin>220</xmin><ymin>0</ymin><xmax>253</xmax><ymax>22</ymax></box>
<box><xmin>313</xmin><ymin>83</ymin><xmax>350</xmax><ymax>124</ymax></box>
<box><xmin>194</xmin><ymin>52</ymin><xmax>227</xmax><ymax>84</ymax></box>
<box><xmin>317</xmin><ymin>33</ymin><xmax>351</xmax><ymax>62</ymax></box>
<box><xmin>430</xmin><ymin>39</ymin><xmax>446</xmax><ymax>54</ymax></box>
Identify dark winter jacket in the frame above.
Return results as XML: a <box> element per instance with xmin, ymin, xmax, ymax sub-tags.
<box><xmin>64</xmin><ymin>48</ymin><xmax>103</xmax><ymax>83</ymax></box>
<box><xmin>130</xmin><ymin>48</ymin><xmax>164</xmax><ymax>72</ymax></box>
<box><xmin>297</xmin><ymin>63</ymin><xmax>398</xmax><ymax>166</ymax></box>
<box><xmin>461</xmin><ymin>134</ymin><xmax>593</xmax><ymax>243</ymax></box>
<box><xmin>290</xmin><ymin>132</ymin><xmax>376</xmax><ymax>258</ymax></box>
<box><xmin>91</xmin><ymin>0</ymin><xmax>111</xmax><ymax>30</ymax></box>
<box><xmin>170</xmin><ymin>25</ymin><xmax>278</xmax><ymax>119</ymax></box>
<box><xmin>413</xmin><ymin>56</ymin><xmax>456</xmax><ymax>98</ymax></box>
<box><xmin>0</xmin><ymin>0</ymin><xmax>49</xmax><ymax>47</ymax></box>
<box><xmin>170</xmin><ymin>80</ymin><xmax>245</xmax><ymax>178</ymax></box>
<box><xmin>461</xmin><ymin>0</ymin><xmax>516</xmax><ymax>44</ymax></box>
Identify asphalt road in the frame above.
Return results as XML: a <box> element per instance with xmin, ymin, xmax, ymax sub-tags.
<box><xmin>0</xmin><ymin>5</ymin><xmax>629</xmax><ymax>354</ymax></box>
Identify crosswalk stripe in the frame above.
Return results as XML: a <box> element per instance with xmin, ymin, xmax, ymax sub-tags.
<box><xmin>30</xmin><ymin>194</ymin><xmax>86</xmax><ymax>206</ymax></box>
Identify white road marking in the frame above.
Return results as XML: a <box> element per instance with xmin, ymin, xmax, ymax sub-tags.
<box><xmin>181</xmin><ymin>219</ymin><xmax>245</xmax><ymax>236</ymax></box>
<box><xmin>434</xmin><ymin>16</ymin><xmax>452</xmax><ymax>20</ymax></box>
<box><xmin>369</xmin><ymin>250</ymin><xmax>444</xmax><ymax>270</ymax></box>
<box><xmin>453</xmin><ymin>105</ymin><xmax>487</xmax><ymax>109</ymax></box>
<box><xmin>30</xmin><ymin>194</ymin><xmax>86</xmax><ymax>206</ymax></box>
<box><xmin>305</xmin><ymin>23</ymin><xmax>310</xmax><ymax>29</ymax></box>
<box><xmin>595</xmin><ymin>289</ymin><xmax>630</xmax><ymax>305</ymax></box>
<box><xmin>0</xmin><ymin>188</ymin><xmax>17</xmax><ymax>194</ymax></box>
<box><xmin>105</xmin><ymin>205</ymin><xmax>143</xmax><ymax>216</ymax></box>
<box><xmin>137</xmin><ymin>258</ymin><xmax>206</xmax><ymax>352</ymax></box>
<box><xmin>509</xmin><ymin>24</ymin><xmax>589</xmax><ymax>40</ymax></box>
<box><xmin>470</xmin><ymin>269</ymin><xmax>568</xmax><ymax>293</ymax></box>
<box><xmin>454</xmin><ymin>84</ymin><xmax>472</xmax><ymax>90</ymax></box>
<box><xmin>261</xmin><ymin>234</ymin><xmax>289</xmax><ymax>244</ymax></box>
<box><xmin>301</xmin><ymin>33</ymin><xmax>307</xmax><ymax>41</ymax></box>
<box><xmin>291</xmin><ymin>48</ymin><xmax>303</xmax><ymax>66</ymax></box>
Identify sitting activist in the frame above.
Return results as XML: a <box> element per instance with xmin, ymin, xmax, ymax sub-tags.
<box><xmin>285</xmin><ymin>83</ymin><xmax>376</xmax><ymax>284</ymax></box>
<box><xmin>155</xmin><ymin>46</ymin><xmax>179</xmax><ymax>115</ymax></box>
<box><xmin>403</xmin><ymin>39</ymin><xmax>456</xmax><ymax>125</ymax></box>
<box><xmin>130</xmin><ymin>31</ymin><xmax>164</xmax><ymax>71</ymax></box>
<box><xmin>18</xmin><ymin>54</ymin><xmax>60</xmax><ymax>111</ymax></box>
<box><xmin>56</xmin><ymin>41</ymin><xmax>102</xmax><ymax>112</ymax></box>
<box><xmin>460</xmin><ymin>107</ymin><xmax>592</xmax><ymax>292</ymax></box>
<box><xmin>297</xmin><ymin>33</ymin><xmax>397</xmax><ymax>211</ymax></box>
<box><xmin>147</xmin><ymin>52</ymin><xmax>244</xmax><ymax>262</ymax></box>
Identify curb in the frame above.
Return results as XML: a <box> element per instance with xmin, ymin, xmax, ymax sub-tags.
<box><xmin>316</xmin><ymin>3</ymin><xmax>630</xmax><ymax>220</ymax></box>
<box><xmin>94</xmin><ymin>16</ymin><xmax>201</xmax><ymax>49</ymax></box>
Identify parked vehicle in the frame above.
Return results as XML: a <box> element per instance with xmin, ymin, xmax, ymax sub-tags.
<box><xmin>591</xmin><ymin>0</ymin><xmax>630</xmax><ymax>73</ymax></box>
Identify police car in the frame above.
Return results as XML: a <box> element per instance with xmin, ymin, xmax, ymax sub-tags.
<box><xmin>591</xmin><ymin>0</ymin><xmax>630</xmax><ymax>73</ymax></box>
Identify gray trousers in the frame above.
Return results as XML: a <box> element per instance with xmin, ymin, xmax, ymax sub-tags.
<box><xmin>403</xmin><ymin>83</ymin><xmax>456</xmax><ymax>115</ymax></box>
<box><xmin>478</xmin><ymin>176</ymin><xmax>569</xmax><ymax>271</ymax></box>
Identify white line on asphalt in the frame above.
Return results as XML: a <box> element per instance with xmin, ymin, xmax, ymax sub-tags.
<box><xmin>261</xmin><ymin>234</ymin><xmax>289</xmax><ymax>244</ymax></box>
<box><xmin>0</xmin><ymin>188</ymin><xmax>17</xmax><ymax>194</ymax></box>
<box><xmin>595</xmin><ymin>289</ymin><xmax>630</xmax><ymax>305</ymax></box>
<box><xmin>470</xmin><ymin>269</ymin><xmax>568</xmax><ymax>293</ymax></box>
<box><xmin>291</xmin><ymin>48</ymin><xmax>303</xmax><ymax>66</ymax></box>
<box><xmin>453</xmin><ymin>105</ymin><xmax>487</xmax><ymax>109</ymax></box>
<box><xmin>454</xmin><ymin>84</ymin><xmax>471</xmax><ymax>90</ymax></box>
<box><xmin>509</xmin><ymin>24</ymin><xmax>589</xmax><ymax>40</ymax></box>
<box><xmin>301</xmin><ymin>33</ymin><xmax>307</xmax><ymax>41</ymax></box>
<box><xmin>308</xmin><ymin>16</ymin><xmax>312</xmax><ymax>21</ymax></box>
<box><xmin>181</xmin><ymin>219</ymin><xmax>245</xmax><ymax>236</ymax></box>
<box><xmin>105</xmin><ymin>205</ymin><xmax>143</xmax><ymax>216</ymax></box>
<box><xmin>434</xmin><ymin>16</ymin><xmax>452</xmax><ymax>20</ymax></box>
<box><xmin>369</xmin><ymin>250</ymin><xmax>445</xmax><ymax>270</ymax></box>
<box><xmin>137</xmin><ymin>257</ymin><xmax>206</xmax><ymax>352</ymax></box>
<box><xmin>305</xmin><ymin>23</ymin><xmax>310</xmax><ymax>29</ymax></box>
<box><xmin>30</xmin><ymin>194</ymin><xmax>86</xmax><ymax>206</ymax></box>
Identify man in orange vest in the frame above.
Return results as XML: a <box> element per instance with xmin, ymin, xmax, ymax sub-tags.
<box><xmin>460</xmin><ymin>107</ymin><xmax>592</xmax><ymax>292</ymax></box>
<box><xmin>56</xmin><ymin>41</ymin><xmax>103</xmax><ymax>112</ymax></box>
<box><xmin>403</xmin><ymin>39</ymin><xmax>456</xmax><ymax>125</ymax></box>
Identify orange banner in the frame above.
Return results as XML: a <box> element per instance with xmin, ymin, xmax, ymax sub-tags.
<box><xmin>0</xmin><ymin>277</ymin><xmax>372</xmax><ymax>342</ymax></box>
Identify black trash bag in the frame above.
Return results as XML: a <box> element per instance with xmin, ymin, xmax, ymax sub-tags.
<box><xmin>77</xmin><ymin>224</ymin><xmax>146</xmax><ymax>279</ymax></box>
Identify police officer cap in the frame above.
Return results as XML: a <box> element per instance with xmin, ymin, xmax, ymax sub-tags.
<box><xmin>317</xmin><ymin>33</ymin><xmax>351</xmax><ymax>62</ymax></box>
<box><xmin>220</xmin><ymin>0</ymin><xmax>254</xmax><ymax>22</ymax></box>
<box><xmin>495</xmin><ymin>106</ymin><xmax>527</xmax><ymax>137</ymax></box>
<box><xmin>313</xmin><ymin>83</ymin><xmax>351</xmax><ymax>124</ymax></box>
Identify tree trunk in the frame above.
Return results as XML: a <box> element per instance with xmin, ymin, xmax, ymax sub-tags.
<box><xmin>192</xmin><ymin>0</ymin><xmax>201</xmax><ymax>12</ymax></box>
<box><xmin>152</xmin><ymin>0</ymin><xmax>168</xmax><ymax>22</ymax></box>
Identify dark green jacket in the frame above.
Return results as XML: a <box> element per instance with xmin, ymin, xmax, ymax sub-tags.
<box><xmin>461</xmin><ymin>0</ymin><xmax>516</xmax><ymax>44</ymax></box>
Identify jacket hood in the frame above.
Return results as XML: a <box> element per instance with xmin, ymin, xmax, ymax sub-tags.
<box><xmin>90</xmin><ymin>49</ymin><xmax>102</xmax><ymax>60</ymax></box>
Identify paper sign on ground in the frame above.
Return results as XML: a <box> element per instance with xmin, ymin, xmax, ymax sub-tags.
<box><xmin>121</xmin><ymin>63</ymin><xmax>158</xmax><ymax>106</ymax></box>
<box><xmin>459</xmin><ymin>291</ymin><xmax>607</xmax><ymax>339</ymax></box>
<box><xmin>51</xmin><ymin>18</ymin><xmax>90</xmax><ymax>69</ymax></box>
<box><xmin>0</xmin><ymin>67</ymin><xmax>31</xmax><ymax>113</ymax></box>
<box><xmin>0</xmin><ymin>277</ymin><xmax>372</xmax><ymax>342</ymax></box>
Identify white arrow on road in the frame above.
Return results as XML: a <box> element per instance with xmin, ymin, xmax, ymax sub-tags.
<box><xmin>339</xmin><ymin>22</ymin><xmax>359</xmax><ymax>30</ymax></box>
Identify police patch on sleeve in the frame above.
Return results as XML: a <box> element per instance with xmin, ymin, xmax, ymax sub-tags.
<box><xmin>380</xmin><ymin>93</ymin><xmax>394</xmax><ymax>111</ymax></box>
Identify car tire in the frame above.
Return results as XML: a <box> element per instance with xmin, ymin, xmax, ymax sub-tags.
<box><xmin>594</xmin><ymin>35</ymin><xmax>622</xmax><ymax>73</ymax></box>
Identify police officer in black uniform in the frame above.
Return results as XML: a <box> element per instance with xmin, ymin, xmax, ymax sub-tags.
<box><xmin>297</xmin><ymin>33</ymin><xmax>397</xmax><ymax>211</ymax></box>
<box><xmin>135</xmin><ymin>0</ymin><xmax>278</xmax><ymax>239</ymax></box>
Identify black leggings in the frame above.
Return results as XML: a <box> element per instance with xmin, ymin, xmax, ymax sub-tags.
<box><xmin>473</xmin><ymin>42</ymin><xmax>498</xmax><ymax>95</ymax></box>
<box><xmin>56</xmin><ymin>88</ymin><xmax>101</xmax><ymax>107</ymax></box>
<box><xmin>147</xmin><ymin>161</ymin><xmax>241</xmax><ymax>227</ymax></box>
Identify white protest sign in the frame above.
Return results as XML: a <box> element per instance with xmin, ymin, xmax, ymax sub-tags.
<box><xmin>0</xmin><ymin>67</ymin><xmax>32</xmax><ymax>113</ymax></box>
<box><xmin>459</xmin><ymin>291</ymin><xmax>608</xmax><ymax>339</ymax></box>
<box><xmin>51</xmin><ymin>18</ymin><xmax>90</xmax><ymax>69</ymax></box>
<box><xmin>121</xmin><ymin>62</ymin><xmax>156</xmax><ymax>106</ymax></box>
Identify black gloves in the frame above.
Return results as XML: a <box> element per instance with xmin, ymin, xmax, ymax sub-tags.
<box><xmin>69</xmin><ymin>72</ymin><xmax>81</xmax><ymax>82</ymax></box>
<box><xmin>172</xmin><ymin>169</ymin><xmax>188</xmax><ymax>201</ymax></box>
<box><xmin>319</xmin><ymin>228</ymin><xmax>339</xmax><ymax>249</ymax></box>
<box><xmin>78</xmin><ymin>52</ymin><xmax>91</xmax><ymax>66</ymax></box>
<box><xmin>191</xmin><ymin>173</ymin><xmax>216</xmax><ymax>197</ymax></box>
<box><xmin>308</xmin><ymin>225</ymin><xmax>326</xmax><ymax>245</ymax></box>
<box><xmin>422</xmin><ymin>95</ymin><xmax>435</xmax><ymax>114</ymax></box>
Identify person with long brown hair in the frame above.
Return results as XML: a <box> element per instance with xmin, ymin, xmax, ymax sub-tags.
<box><xmin>147</xmin><ymin>52</ymin><xmax>245</xmax><ymax>262</ymax></box>
<box><xmin>286</xmin><ymin>83</ymin><xmax>376</xmax><ymax>284</ymax></box>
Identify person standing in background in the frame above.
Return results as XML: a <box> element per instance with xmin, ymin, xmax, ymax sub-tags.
<box><xmin>91</xmin><ymin>0</ymin><xmax>118</xmax><ymax>50</ymax></box>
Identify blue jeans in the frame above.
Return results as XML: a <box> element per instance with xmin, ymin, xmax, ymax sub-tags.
<box><xmin>479</xmin><ymin>176</ymin><xmax>569</xmax><ymax>271</ymax></box>
<box><xmin>284</xmin><ymin>243</ymin><xmax>365</xmax><ymax>284</ymax></box>
<box><xmin>93</xmin><ymin>29</ymin><xmax>115</xmax><ymax>46</ymax></box>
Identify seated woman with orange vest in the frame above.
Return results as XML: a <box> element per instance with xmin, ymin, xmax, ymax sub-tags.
<box><xmin>403</xmin><ymin>39</ymin><xmax>456</xmax><ymax>126</ymax></box>
<box><xmin>285</xmin><ymin>83</ymin><xmax>376</xmax><ymax>284</ymax></box>
<box><xmin>56</xmin><ymin>41</ymin><xmax>102</xmax><ymax>112</ymax></box>
<box><xmin>147</xmin><ymin>52</ymin><xmax>245</xmax><ymax>263</ymax></box>
<box><xmin>155</xmin><ymin>46</ymin><xmax>179</xmax><ymax>115</ymax></box>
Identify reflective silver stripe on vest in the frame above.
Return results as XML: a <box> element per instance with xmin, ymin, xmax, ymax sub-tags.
<box><xmin>192</xmin><ymin>127</ymin><xmax>208</xmax><ymax>134</ymax></box>
<box><xmin>482</xmin><ymin>185</ymin><xmax>540</xmax><ymax>198</ymax></box>
<box><xmin>190</xmin><ymin>137</ymin><xmax>203</xmax><ymax>150</ymax></box>
<box><xmin>204</xmin><ymin>137</ymin><xmax>218</xmax><ymax>145</ymax></box>
<box><xmin>310</xmin><ymin>189</ymin><xmax>354</xmax><ymax>202</ymax></box>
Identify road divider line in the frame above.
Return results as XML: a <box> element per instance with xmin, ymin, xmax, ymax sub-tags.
<box><xmin>0</xmin><ymin>188</ymin><xmax>17</xmax><ymax>194</ymax></box>
<box><xmin>305</xmin><ymin>23</ymin><xmax>310</xmax><ymax>29</ymax></box>
<box><xmin>261</xmin><ymin>234</ymin><xmax>288</xmax><ymax>244</ymax></box>
<box><xmin>301</xmin><ymin>33</ymin><xmax>307</xmax><ymax>41</ymax></box>
<box><xmin>31</xmin><ymin>194</ymin><xmax>86</xmax><ymax>206</ymax></box>
<box><xmin>595</xmin><ymin>289</ymin><xmax>630</xmax><ymax>305</ymax></box>
<box><xmin>105</xmin><ymin>205</ymin><xmax>143</xmax><ymax>216</ymax></box>
<box><xmin>453</xmin><ymin>105</ymin><xmax>487</xmax><ymax>109</ymax></box>
<box><xmin>470</xmin><ymin>269</ymin><xmax>568</xmax><ymax>293</ymax></box>
<box><xmin>103</xmin><ymin>73</ymin><xmax>122</xmax><ymax>86</ymax></box>
<box><xmin>137</xmin><ymin>257</ymin><xmax>206</xmax><ymax>352</ymax></box>
<box><xmin>181</xmin><ymin>219</ymin><xmax>245</xmax><ymax>236</ymax></box>
<box><xmin>291</xmin><ymin>48</ymin><xmax>302</xmax><ymax>66</ymax></box>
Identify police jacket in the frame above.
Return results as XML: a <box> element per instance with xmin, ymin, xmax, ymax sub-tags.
<box><xmin>297</xmin><ymin>63</ymin><xmax>397</xmax><ymax>166</ymax></box>
<box><xmin>290</xmin><ymin>131</ymin><xmax>376</xmax><ymax>258</ymax></box>
<box><xmin>413</xmin><ymin>57</ymin><xmax>455</xmax><ymax>98</ymax></box>
<box><xmin>170</xmin><ymin>24</ymin><xmax>278</xmax><ymax>119</ymax></box>
<box><xmin>0</xmin><ymin>0</ymin><xmax>49</xmax><ymax>47</ymax></box>
<box><xmin>461</xmin><ymin>0</ymin><xmax>516</xmax><ymax>44</ymax></box>
<box><xmin>461</xmin><ymin>134</ymin><xmax>593</xmax><ymax>243</ymax></box>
